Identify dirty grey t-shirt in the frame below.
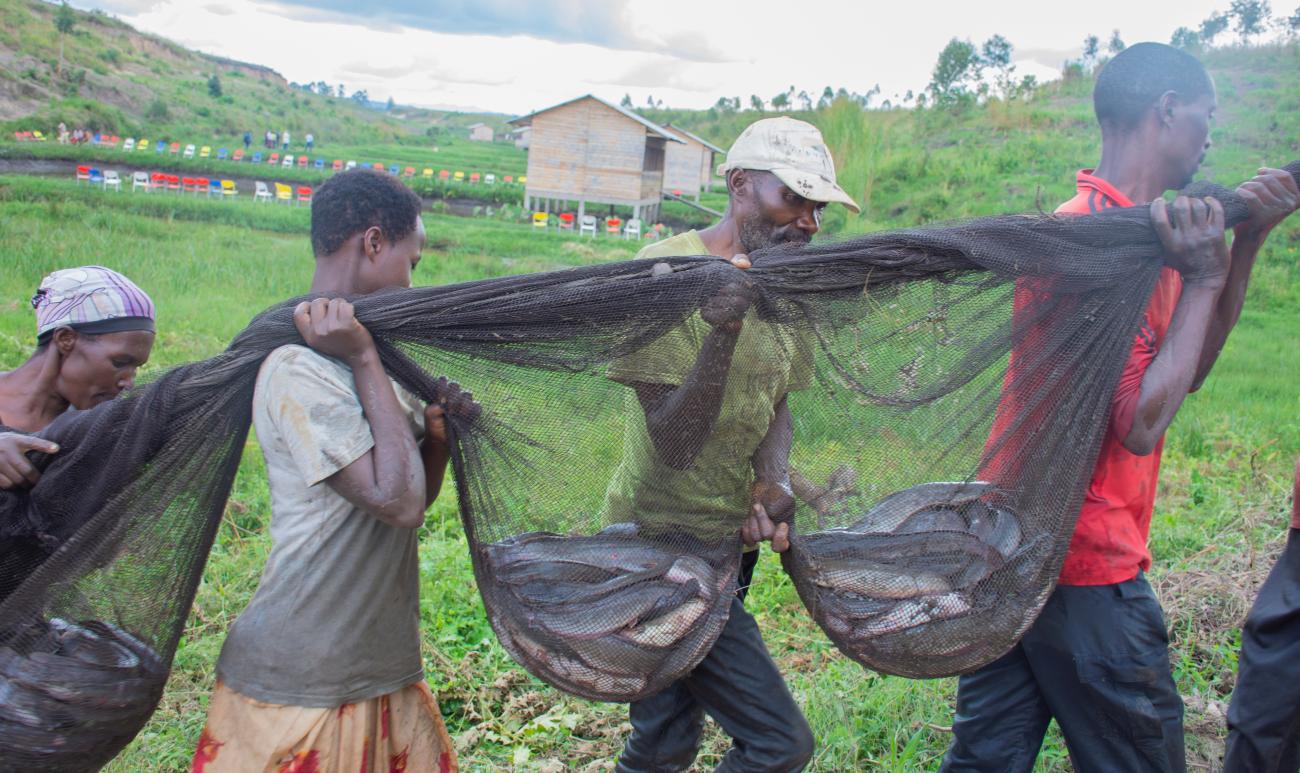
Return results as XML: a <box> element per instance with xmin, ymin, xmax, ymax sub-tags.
<box><xmin>215</xmin><ymin>345</ymin><xmax>427</xmax><ymax>707</ymax></box>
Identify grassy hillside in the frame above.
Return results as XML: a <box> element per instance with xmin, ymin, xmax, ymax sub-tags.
<box><xmin>657</xmin><ymin>43</ymin><xmax>1300</xmax><ymax>235</ymax></box>
<box><xmin>0</xmin><ymin>0</ymin><xmax>512</xmax><ymax>146</ymax></box>
<box><xmin>0</xmin><ymin>26</ymin><xmax>1297</xmax><ymax>773</ymax></box>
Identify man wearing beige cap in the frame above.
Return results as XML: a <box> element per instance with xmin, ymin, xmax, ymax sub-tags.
<box><xmin>608</xmin><ymin>117</ymin><xmax>857</xmax><ymax>773</ymax></box>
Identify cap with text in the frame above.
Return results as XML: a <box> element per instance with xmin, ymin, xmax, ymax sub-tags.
<box><xmin>718</xmin><ymin>117</ymin><xmax>860</xmax><ymax>213</ymax></box>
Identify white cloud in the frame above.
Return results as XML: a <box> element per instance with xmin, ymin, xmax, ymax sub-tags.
<box><xmin>77</xmin><ymin>0</ymin><xmax>1241</xmax><ymax>114</ymax></box>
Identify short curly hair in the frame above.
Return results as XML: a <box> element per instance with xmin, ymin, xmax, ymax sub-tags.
<box><xmin>1094</xmin><ymin>42</ymin><xmax>1213</xmax><ymax>131</ymax></box>
<box><xmin>310</xmin><ymin>169</ymin><xmax>423</xmax><ymax>256</ymax></box>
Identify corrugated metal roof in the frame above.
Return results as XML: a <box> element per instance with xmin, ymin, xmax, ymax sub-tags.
<box><xmin>509</xmin><ymin>95</ymin><xmax>684</xmax><ymax>143</ymax></box>
<box><xmin>665</xmin><ymin>123</ymin><xmax>725</xmax><ymax>154</ymax></box>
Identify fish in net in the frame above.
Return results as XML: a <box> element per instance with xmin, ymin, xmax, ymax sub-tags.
<box><xmin>0</xmin><ymin>164</ymin><xmax>1292</xmax><ymax>766</ymax></box>
<box><xmin>0</xmin><ymin>618</ymin><xmax>165</xmax><ymax>772</ymax></box>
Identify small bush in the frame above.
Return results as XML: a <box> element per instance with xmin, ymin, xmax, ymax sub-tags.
<box><xmin>60</xmin><ymin>68</ymin><xmax>86</xmax><ymax>97</ymax></box>
<box><xmin>146</xmin><ymin>98</ymin><xmax>170</xmax><ymax>122</ymax></box>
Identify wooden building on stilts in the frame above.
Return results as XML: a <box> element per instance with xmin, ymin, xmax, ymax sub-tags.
<box><xmin>509</xmin><ymin>94</ymin><xmax>685</xmax><ymax>223</ymax></box>
<box><xmin>663</xmin><ymin>123</ymin><xmax>724</xmax><ymax>201</ymax></box>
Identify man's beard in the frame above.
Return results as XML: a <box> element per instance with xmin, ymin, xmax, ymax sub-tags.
<box><xmin>737</xmin><ymin>210</ymin><xmax>811</xmax><ymax>254</ymax></box>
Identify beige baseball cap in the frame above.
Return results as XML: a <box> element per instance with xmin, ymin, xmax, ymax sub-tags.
<box><xmin>717</xmin><ymin>117</ymin><xmax>860</xmax><ymax>213</ymax></box>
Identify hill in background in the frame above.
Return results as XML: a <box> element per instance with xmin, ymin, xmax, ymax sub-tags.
<box><xmin>0</xmin><ymin>0</ymin><xmax>514</xmax><ymax>145</ymax></box>
<box><xmin>1</xmin><ymin>0</ymin><xmax>1295</xmax><ymax>239</ymax></box>
<box><xmin>654</xmin><ymin>42</ymin><xmax>1299</xmax><ymax>234</ymax></box>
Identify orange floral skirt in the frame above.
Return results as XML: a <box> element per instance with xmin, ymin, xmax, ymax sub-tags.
<box><xmin>190</xmin><ymin>680</ymin><xmax>457</xmax><ymax>773</ymax></box>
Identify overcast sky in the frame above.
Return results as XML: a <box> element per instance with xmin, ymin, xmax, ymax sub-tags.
<box><xmin>78</xmin><ymin>0</ymin><xmax>1254</xmax><ymax>115</ymax></box>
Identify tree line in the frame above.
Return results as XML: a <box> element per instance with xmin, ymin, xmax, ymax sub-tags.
<box><xmin>928</xmin><ymin>3</ymin><xmax>1297</xmax><ymax>109</ymax></box>
<box><xmin>623</xmin><ymin>2</ymin><xmax>1299</xmax><ymax>116</ymax></box>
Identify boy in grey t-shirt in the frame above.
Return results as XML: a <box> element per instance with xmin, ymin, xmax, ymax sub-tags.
<box><xmin>192</xmin><ymin>170</ymin><xmax>475</xmax><ymax>773</ymax></box>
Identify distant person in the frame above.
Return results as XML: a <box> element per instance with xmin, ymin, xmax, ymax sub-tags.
<box><xmin>265</xmin><ymin>130</ymin><xmax>274</xmax><ymax>149</ymax></box>
<box><xmin>282</xmin><ymin>129</ymin><xmax>290</xmax><ymax>151</ymax></box>
<box><xmin>940</xmin><ymin>42</ymin><xmax>1299</xmax><ymax>773</ymax></box>
<box><xmin>608</xmin><ymin>117</ymin><xmax>859</xmax><ymax>773</ymax></box>
<box><xmin>1224</xmin><ymin>458</ymin><xmax>1300</xmax><ymax>773</ymax></box>
<box><xmin>190</xmin><ymin>170</ymin><xmax>472</xmax><ymax>773</ymax></box>
<box><xmin>305</xmin><ymin>132</ymin><xmax>314</xmax><ymax>153</ymax></box>
<box><xmin>242</xmin><ymin>130</ymin><xmax>251</xmax><ymax>151</ymax></box>
<box><xmin>56</xmin><ymin>122</ymin><xmax>67</xmax><ymax>144</ymax></box>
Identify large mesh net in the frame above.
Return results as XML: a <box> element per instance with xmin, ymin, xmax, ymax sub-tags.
<box><xmin>0</xmin><ymin>165</ymin><xmax>1292</xmax><ymax>769</ymax></box>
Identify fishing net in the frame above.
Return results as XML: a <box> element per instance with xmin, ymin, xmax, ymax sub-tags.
<box><xmin>0</xmin><ymin>165</ymin><xmax>1292</xmax><ymax>768</ymax></box>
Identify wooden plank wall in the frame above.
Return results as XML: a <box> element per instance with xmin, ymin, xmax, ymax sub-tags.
<box><xmin>524</xmin><ymin>98</ymin><xmax>650</xmax><ymax>205</ymax></box>
<box><xmin>698</xmin><ymin>148</ymin><xmax>715</xmax><ymax>193</ymax></box>
<box><xmin>663</xmin><ymin>138</ymin><xmax>704</xmax><ymax>198</ymax></box>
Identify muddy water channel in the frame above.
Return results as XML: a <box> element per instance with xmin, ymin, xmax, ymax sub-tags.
<box><xmin>0</xmin><ymin>157</ymin><xmax>702</xmax><ymax>228</ymax></box>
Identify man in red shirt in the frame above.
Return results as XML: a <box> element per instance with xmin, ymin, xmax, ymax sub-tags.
<box><xmin>1224</xmin><ymin>460</ymin><xmax>1300</xmax><ymax>772</ymax></box>
<box><xmin>941</xmin><ymin>43</ymin><xmax>1299</xmax><ymax>773</ymax></box>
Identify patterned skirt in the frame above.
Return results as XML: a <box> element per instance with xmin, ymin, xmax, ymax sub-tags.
<box><xmin>190</xmin><ymin>680</ymin><xmax>457</xmax><ymax>773</ymax></box>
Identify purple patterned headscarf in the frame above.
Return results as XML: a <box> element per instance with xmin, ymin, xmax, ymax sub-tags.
<box><xmin>31</xmin><ymin>266</ymin><xmax>156</xmax><ymax>343</ymax></box>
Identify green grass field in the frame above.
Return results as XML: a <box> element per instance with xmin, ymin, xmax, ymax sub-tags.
<box><xmin>1</xmin><ymin>178</ymin><xmax>1295</xmax><ymax>773</ymax></box>
<box><xmin>0</xmin><ymin>135</ymin><xmax>527</xmax><ymax>181</ymax></box>
<box><xmin>0</xmin><ymin>32</ymin><xmax>1297</xmax><ymax>772</ymax></box>
<box><xmin>0</xmin><ymin>138</ymin><xmax>530</xmax><ymax>212</ymax></box>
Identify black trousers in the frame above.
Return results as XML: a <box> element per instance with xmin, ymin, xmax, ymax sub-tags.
<box><xmin>941</xmin><ymin>574</ymin><xmax>1185</xmax><ymax>773</ymax></box>
<box><xmin>1224</xmin><ymin>528</ymin><xmax>1300</xmax><ymax>773</ymax></box>
<box><xmin>615</xmin><ymin>550</ymin><xmax>814</xmax><ymax>773</ymax></box>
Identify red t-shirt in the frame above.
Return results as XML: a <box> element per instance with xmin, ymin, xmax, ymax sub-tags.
<box><xmin>1053</xmin><ymin>170</ymin><xmax>1183</xmax><ymax>585</ymax></box>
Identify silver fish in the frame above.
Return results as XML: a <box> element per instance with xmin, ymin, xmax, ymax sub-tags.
<box><xmin>0</xmin><ymin>714</ymin><xmax>112</xmax><ymax>756</ymax></box>
<box><xmin>650</xmin><ymin>594</ymin><xmax>730</xmax><ymax>681</ymax></box>
<box><xmin>641</xmin><ymin>579</ymin><xmax>702</xmax><ymax>622</ymax></box>
<box><xmin>82</xmin><ymin>620</ymin><xmax>163</xmax><ymax>668</ymax></box>
<box><xmin>495</xmin><ymin>560</ymin><xmax>618</xmax><ymax>586</ymax></box>
<box><xmin>800</xmin><ymin>530</ymin><xmax>1001</xmax><ymax>579</ymax></box>
<box><xmin>526</xmin><ymin>582</ymin><xmax>672</xmax><ymax>640</ymax></box>
<box><xmin>620</xmin><ymin>598</ymin><xmax>708</xmax><ymax>648</ymax></box>
<box><xmin>866</xmin><ymin>613</ymin><xmax>987</xmax><ymax>661</ymax></box>
<box><xmin>599</xmin><ymin>522</ymin><xmax>641</xmax><ymax>538</ymax></box>
<box><xmin>0</xmin><ymin>679</ymin><xmax>49</xmax><ymax>729</ymax></box>
<box><xmin>506</xmin><ymin>625</ymin><xmax>648</xmax><ymax>696</ymax></box>
<box><xmin>893</xmin><ymin>508</ymin><xmax>967</xmax><ymax>534</ymax></box>
<box><xmin>488</xmin><ymin>534</ymin><xmax>676</xmax><ymax>574</ymax></box>
<box><xmin>664</xmin><ymin>556</ymin><xmax>718</xmax><ymax>597</ymax></box>
<box><xmin>825</xmin><ymin>593</ymin><xmax>895</xmax><ymax>620</ymax></box>
<box><xmin>821</xmin><ymin>613</ymin><xmax>852</xmax><ymax>637</ymax></box>
<box><xmin>508</xmin><ymin>559</ymin><xmax>674</xmax><ymax>606</ymax></box>
<box><xmin>849</xmin><ymin>481</ymin><xmax>994</xmax><ymax>533</ymax></box>
<box><xmin>565</xmin><ymin>633</ymin><xmax>667</xmax><ymax>677</ymax></box>
<box><xmin>852</xmin><ymin>593</ymin><xmax>972</xmax><ymax>639</ymax></box>
<box><xmin>963</xmin><ymin>501</ymin><xmax>1021</xmax><ymax>555</ymax></box>
<box><xmin>951</xmin><ymin>553</ymin><xmax>999</xmax><ymax>590</ymax></box>
<box><xmin>48</xmin><ymin>618</ymin><xmax>141</xmax><ymax>670</ymax></box>
<box><xmin>0</xmin><ymin>648</ymin><xmax>135</xmax><ymax>688</ymax></box>
<box><xmin>811</xmin><ymin>565</ymin><xmax>952</xmax><ymax>599</ymax></box>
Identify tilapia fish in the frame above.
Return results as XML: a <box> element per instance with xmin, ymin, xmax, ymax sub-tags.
<box><xmin>792</xmin><ymin>481</ymin><xmax>1026</xmax><ymax>643</ymax></box>
<box><xmin>483</xmin><ymin>527</ymin><xmax>726</xmax><ymax>700</ymax></box>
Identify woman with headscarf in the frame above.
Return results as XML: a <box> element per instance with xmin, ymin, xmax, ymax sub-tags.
<box><xmin>0</xmin><ymin>266</ymin><xmax>156</xmax><ymax>489</ymax></box>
